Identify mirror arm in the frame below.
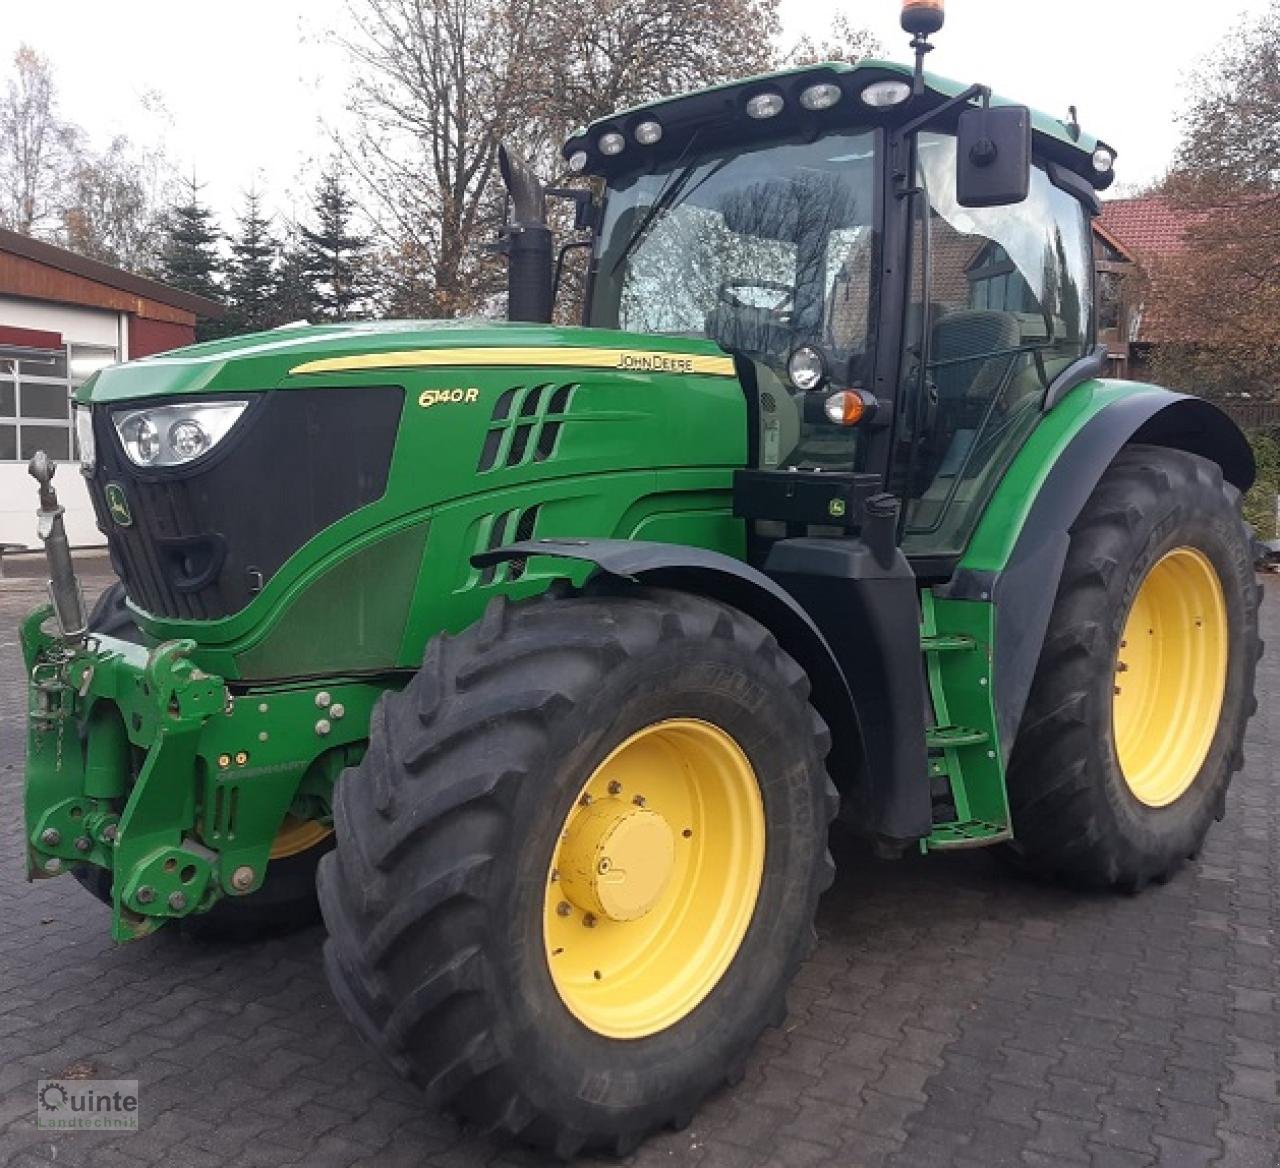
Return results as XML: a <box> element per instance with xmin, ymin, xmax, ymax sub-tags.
<box><xmin>552</xmin><ymin>238</ymin><xmax>594</xmax><ymax>304</ymax></box>
<box><xmin>897</xmin><ymin>82</ymin><xmax>989</xmax><ymax>139</ymax></box>
<box><xmin>547</xmin><ymin>186</ymin><xmax>599</xmax><ymax>232</ymax></box>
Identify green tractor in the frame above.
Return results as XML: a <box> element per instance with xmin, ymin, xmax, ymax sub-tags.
<box><xmin>21</xmin><ymin>1</ymin><xmax>1261</xmax><ymax>1156</ymax></box>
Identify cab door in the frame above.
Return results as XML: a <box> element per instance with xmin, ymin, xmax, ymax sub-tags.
<box><xmin>894</xmin><ymin>132</ymin><xmax>1096</xmax><ymax>567</ymax></box>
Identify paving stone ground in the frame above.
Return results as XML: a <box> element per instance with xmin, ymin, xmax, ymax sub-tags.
<box><xmin>0</xmin><ymin>571</ymin><xmax>1276</xmax><ymax>1168</ymax></box>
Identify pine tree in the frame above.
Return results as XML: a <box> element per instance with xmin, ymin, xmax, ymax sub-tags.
<box><xmin>299</xmin><ymin>168</ymin><xmax>371</xmax><ymax>321</ymax></box>
<box><xmin>156</xmin><ymin>175</ymin><xmax>223</xmax><ymax>336</ymax></box>
<box><xmin>224</xmin><ymin>190</ymin><xmax>279</xmax><ymax>335</ymax></box>
<box><xmin>270</xmin><ymin>230</ymin><xmax>320</xmax><ymax>326</ymax></box>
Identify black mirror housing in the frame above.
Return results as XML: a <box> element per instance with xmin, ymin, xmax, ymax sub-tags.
<box><xmin>955</xmin><ymin>105</ymin><xmax>1031</xmax><ymax>208</ymax></box>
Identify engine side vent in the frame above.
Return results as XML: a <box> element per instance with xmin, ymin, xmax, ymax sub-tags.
<box><xmin>477</xmin><ymin>383</ymin><xmax>576</xmax><ymax>472</ymax></box>
<box><xmin>476</xmin><ymin>504</ymin><xmax>541</xmax><ymax>585</ymax></box>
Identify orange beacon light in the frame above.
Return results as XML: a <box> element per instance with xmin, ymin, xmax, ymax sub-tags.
<box><xmin>902</xmin><ymin>0</ymin><xmax>945</xmax><ymax>36</ymax></box>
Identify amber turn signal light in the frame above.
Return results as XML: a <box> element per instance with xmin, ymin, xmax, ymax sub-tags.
<box><xmin>823</xmin><ymin>391</ymin><xmax>866</xmax><ymax>427</ymax></box>
<box><xmin>902</xmin><ymin>0</ymin><xmax>945</xmax><ymax>36</ymax></box>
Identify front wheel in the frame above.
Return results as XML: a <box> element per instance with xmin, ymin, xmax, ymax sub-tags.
<box><xmin>318</xmin><ymin>587</ymin><xmax>837</xmax><ymax>1157</ymax></box>
<box><xmin>1006</xmin><ymin>445</ymin><xmax>1262</xmax><ymax>888</ymax></box>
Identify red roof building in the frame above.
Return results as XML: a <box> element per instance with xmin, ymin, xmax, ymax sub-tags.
<box><xmin>1092</xmin><ymin>195</ymin><xmax>1206</xmax><ymax>376</ymax></box>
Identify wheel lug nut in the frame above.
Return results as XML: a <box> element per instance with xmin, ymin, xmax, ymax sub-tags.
<box><xmin>556</xmin><ymin>901</ymin><xmax>572</xmax><ymax>917</ymax></box>
<box><xmin>74</xmin><ymin>836</ymin><xmax>92</xmax><ymax>853</ymax></box>
<box><xmin>583</xmin><ymin>913</ymin><xmax>598</xmax><ymax>928</ymax></box>
<box><xmin>40</xmin><ymin>828</ymin><xmax>60</xmax><ymax>848</ymax></box>
<box><xmin>549</xmin><ymin>868</ymin><xmax>559</xmax><ymax>883</ymax></box>
<box><xmin>632</xmin><ymin>795</ymin><xmax>646</xmax><ymax>807</ymax></box>
<box><xmin>597</xmin><ymin>858</ymin><xmax>611</xmax><ymax>874</ymax></box>
<box><xmin>607</xmin><ymin>781</ymin><xmax>622</xmax><ymax>795</ymax></box>
<box><xmin>579</xmin><ymin>793</ymin><xmax>592</xmax><ymax>806</ymax></box>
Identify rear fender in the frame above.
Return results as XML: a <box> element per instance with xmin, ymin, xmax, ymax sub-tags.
<box><xmin>949</xmin><ymin>381</ymin><xmax>1255</xmax><ymax>754</ymax></box>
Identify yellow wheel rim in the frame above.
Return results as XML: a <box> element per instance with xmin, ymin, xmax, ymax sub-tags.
<box><xmin>268</xmin><ymin>815</ymin><xmax>333</xmax><ymax>860</ymax></box>
<box><xmin>1112</xmin><ymin>546</ymin><xmax>1229</xmax><ymax>807</ymax></box>
<box><xmin>543</xmin><ymin>718</ymin><xmax>766</xmax><ymax>1039</ymax></box>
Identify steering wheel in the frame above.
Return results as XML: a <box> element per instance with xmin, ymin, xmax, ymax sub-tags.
<box><xmin>718</xmin><ymin>279</ymin><xmax>795</xmax><ymax>319</ymax></box>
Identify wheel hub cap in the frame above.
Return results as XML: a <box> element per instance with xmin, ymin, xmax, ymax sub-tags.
<box><xmin>543</xmin><ymin>718</ymin><xmax>766</xmax><ymax>1039</ymax></box>
<box><xmin>559</xmin><ymin>802</ymin><xmax>675</xmax><ymax>922</ymax></box>
<box><xmin>1112</xmin><ymin>546</ymin><xmax>1229</xmax><ymax>807</ymax></box>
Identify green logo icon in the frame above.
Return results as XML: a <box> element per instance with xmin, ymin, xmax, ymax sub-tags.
<box><xmin>828</xmin><ymin>498</ymin><xmax>847</xmax><ymax>519</ymax></box>
<box><xmin>105</xmin><ymin>482</ymin><xmax>132</xmax><ymax>527</ymax></box>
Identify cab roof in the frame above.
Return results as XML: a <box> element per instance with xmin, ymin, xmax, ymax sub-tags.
<box><xmin>563</xmin><ymin>59</ymin><xmax>1114</xmax><ymax>192</ymax></box>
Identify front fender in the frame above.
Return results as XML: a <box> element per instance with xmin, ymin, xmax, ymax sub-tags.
<box><xmin>950</xmin><ymin>380</ymin><xmax>1254</xmax><ymax>753</ymax></box>
<box><xmin>474</xmin><ymin>539</ymin><xmax>877</xmax><ymax>829</ymax></box>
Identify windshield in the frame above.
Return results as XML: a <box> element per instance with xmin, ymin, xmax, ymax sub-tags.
<box><xmin>589</xmin><ymin>132</ymin><xmax>880</xmax><ymax>381</ymax></box>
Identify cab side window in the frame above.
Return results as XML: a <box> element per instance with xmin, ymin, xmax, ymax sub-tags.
<box><xmin>899</xmin><ymin>133</ymin><xmax>1094</xmax><ymax>560</ymax></box>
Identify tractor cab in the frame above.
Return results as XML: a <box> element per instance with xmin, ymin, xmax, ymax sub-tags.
<box><xmin>551</xmin><ymin>49</ymin><xmax>1114</xmax><ymax>574</ymax></box>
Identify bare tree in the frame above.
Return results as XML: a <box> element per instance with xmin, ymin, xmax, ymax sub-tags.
<box><xmin>522</xmin><ymin>0</ymin><xmax>781</xmax><ymax>158</ymax></box>
<box><xmin>785</xmin><ymin>14</ymin><xmax>884</xmax><ymax>68</ymax></box>
<box><xmin>337</xmin><ymin>0</ymin><xmax>542</xmax><ymax>318</ymax></box>
<box><xmin>60</xmin><ymin>135</ymin><xmax>170</xmax><ymax>270</ymax></box>
<box><xmin>1148</xmin><ymin>2</ymin><xmax>1280</xmax><ymax>401</ymax></box>
<box><xmin>0</xmin><ymin>45</ymin><xmax>78</xmax><ymax>235</ymax></box>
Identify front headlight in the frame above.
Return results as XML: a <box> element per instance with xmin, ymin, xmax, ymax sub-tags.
<box><xmin>112</xmin><ymin>401</ymin><xmax>249</xmax><ymax>468</ymax></box>
<box><xmin>74</xmin><ymin>405</ymin><xmax>96</xmax><ymax>474</ymax></box>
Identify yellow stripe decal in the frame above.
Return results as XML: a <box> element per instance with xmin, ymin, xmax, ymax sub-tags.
<box><xmin>288</xmin><ymin>346</ymin><xmax>736</xmax><ymax>378</ymax></box>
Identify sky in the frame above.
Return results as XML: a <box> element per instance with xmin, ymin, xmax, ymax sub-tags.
<box><xmin>1</xmin><ymin>0</ymin><xmax>1275</xmax><ymax>227</ymax></box>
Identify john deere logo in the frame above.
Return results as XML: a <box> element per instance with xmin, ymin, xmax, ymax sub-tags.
<box><xmin>104</xmin><ymin>483</ymin><xmax>132</xmax><ymax>527</ymax></box>
<box><xmin>828</xmin><ymin>498</ymin><xmax>847</xmax><ymax>519</ymax></box>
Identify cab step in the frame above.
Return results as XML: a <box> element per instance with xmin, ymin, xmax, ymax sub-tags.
<box><xmin>919</xmin><ymin>590</ymin><xmax>1010</xmax><ymax>853</ymax></box>
<box><xmin>920</xmin><ymin>633</ymin><xmax>977</xmax><ymax>654</ymax></box>
<box><xmin>925</xmin><ymin>725</ymin><xmax>989</xmax><ymax>749</ymax></box>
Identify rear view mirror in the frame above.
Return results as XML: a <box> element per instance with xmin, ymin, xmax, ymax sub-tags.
<box><xmin>956</xmin><ymin>105</ymin><xmax>1031</xmax><ymax>208</ymax></box>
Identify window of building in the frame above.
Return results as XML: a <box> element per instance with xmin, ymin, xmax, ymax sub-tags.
<box><xmin>0</xmin><ymin>343</ymin><xmax>118</xmax><ymax>463</ymax></box>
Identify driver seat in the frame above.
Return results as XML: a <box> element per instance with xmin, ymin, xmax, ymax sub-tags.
<box><xmin>930</xmin><ymin>309</ymin><xmax>1022</xmax><ymax>414</ymax></box>
<box><xmin>914</xmin><ymin>309</ymin><xmax>1023</xmax><ymax>503</ymax></box>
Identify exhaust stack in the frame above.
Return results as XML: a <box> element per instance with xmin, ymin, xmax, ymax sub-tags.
<box><xmin>498</xmin><ymin>145</ymin><xmax>554</xmax><ymax>324</ymax></box>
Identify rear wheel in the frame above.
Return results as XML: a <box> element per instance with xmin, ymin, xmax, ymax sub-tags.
<box><xmin>1006</xmin><ymin>445</ymin><xmax>1261</xmax><ymax>887</ymax></box>
<box><xmin>318</xmin><ymin>587</ymin><xmax>837</xmax><ymax>1156</ymax></box>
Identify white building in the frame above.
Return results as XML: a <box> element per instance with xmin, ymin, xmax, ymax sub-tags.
<box><xmin>1</xmin><ymin>228</ymin><xmax>222</xmax><ymax>549</ymax></box>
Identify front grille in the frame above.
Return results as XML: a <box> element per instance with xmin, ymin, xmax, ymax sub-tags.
<box><xmin>89</xmin><ymin>386</ymin><xmax>403</xmax><ymax>620</ymax></box>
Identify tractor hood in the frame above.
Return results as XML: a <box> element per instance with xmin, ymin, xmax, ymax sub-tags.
<box><xmin>79</xmin><ymin>320</ymin><xmax>735</xmax><ymax>404</ymax></box>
